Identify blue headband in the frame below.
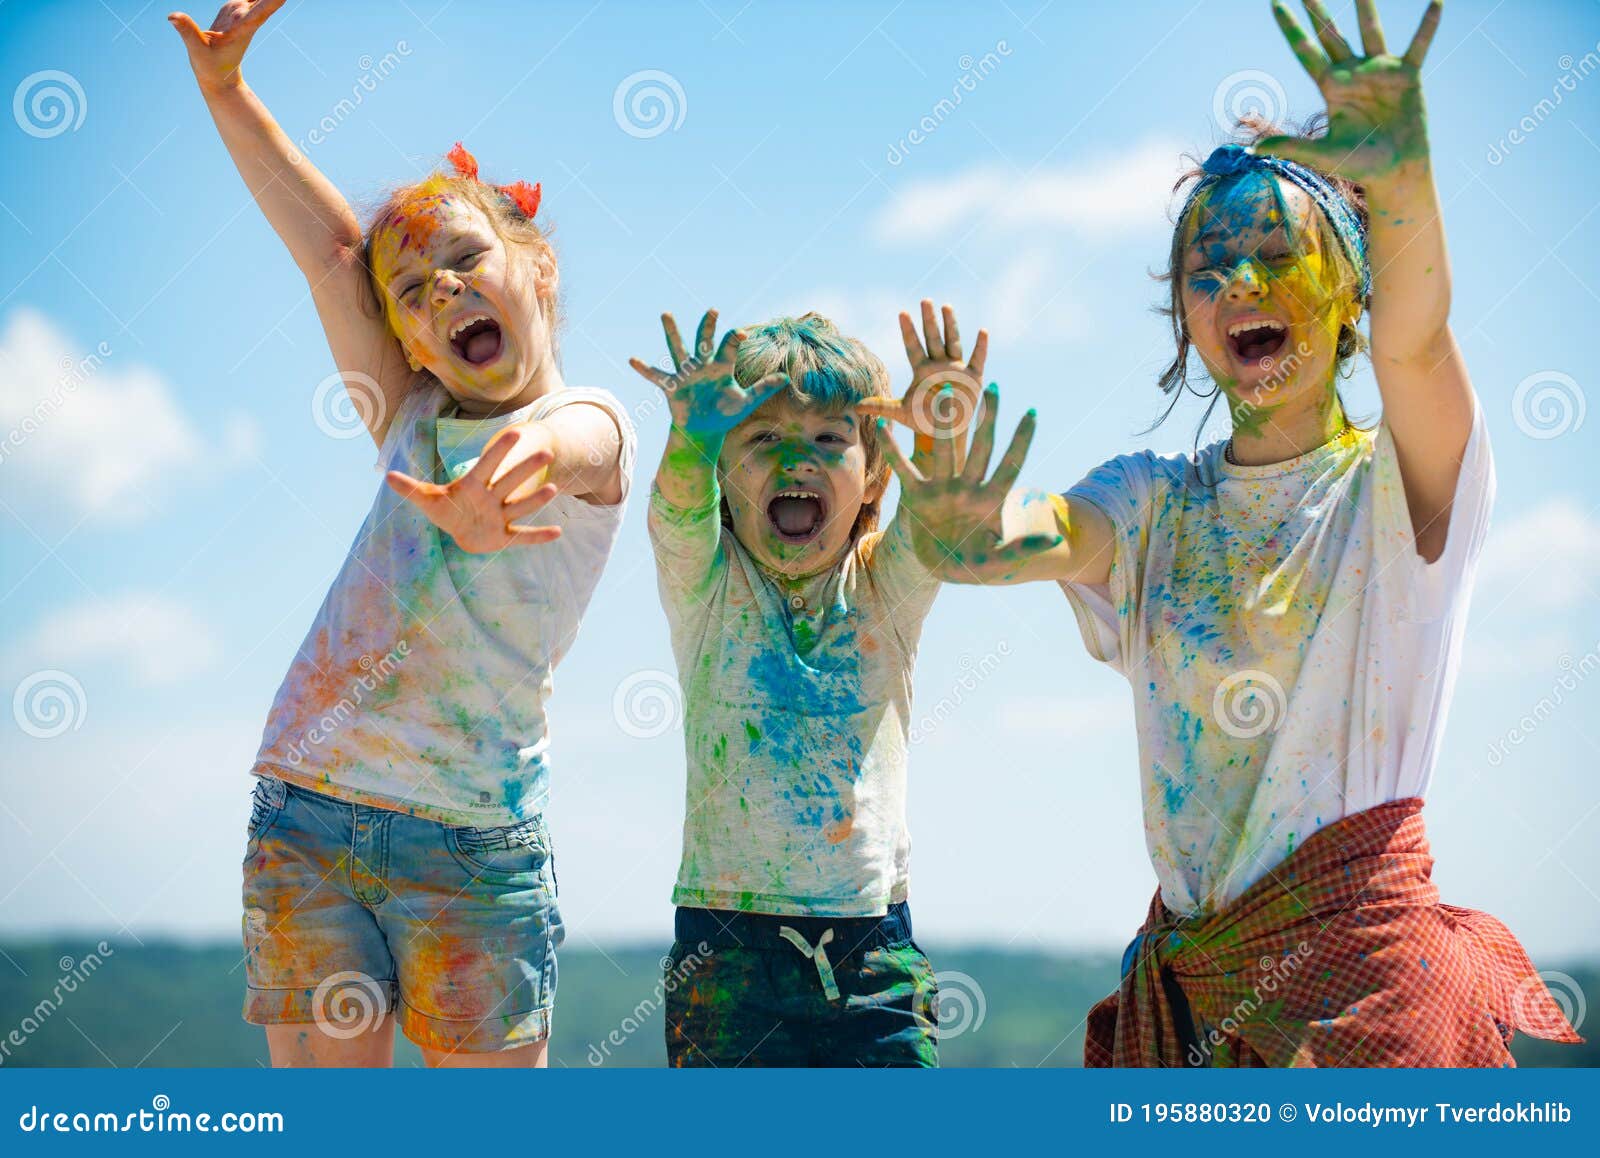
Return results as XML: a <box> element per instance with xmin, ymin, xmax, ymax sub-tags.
<box><xmin>1181</xmin><ymin>143</ymin><xmax>1370</xmax><ymax>303</ymax></box>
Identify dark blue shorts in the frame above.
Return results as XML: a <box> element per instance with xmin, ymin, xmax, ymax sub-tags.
<box><xmin>664</xmin><ymin>903</ymin><xmax>939</xmax><ymax>1067</ymax></box>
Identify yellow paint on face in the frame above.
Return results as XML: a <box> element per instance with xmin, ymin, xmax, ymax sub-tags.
<box><xmin>1181</xmin><ymin>175</ymin><xmax>1359</xmax><ymax>409</ymax></box>
<box><xmin>370</xmin><ymin>190</ymin><xmax>459</xmax><ymax>337</ymax></box>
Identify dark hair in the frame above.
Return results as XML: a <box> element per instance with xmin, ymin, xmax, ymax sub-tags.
<box><xmin>1149</xmin><ymin>114</ymin><xmax>1369</xmax><ymax>442</ymax></box>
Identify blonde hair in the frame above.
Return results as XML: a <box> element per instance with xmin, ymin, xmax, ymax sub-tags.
<box><xmin>731</xmin><ymin>313</ymin><xmax>891</xmax><ymax>538</ymax></box>
<box><xmin>360</xmin><ymin>169</ymin><xmax>560</xmax><ymax>351</ymax></box>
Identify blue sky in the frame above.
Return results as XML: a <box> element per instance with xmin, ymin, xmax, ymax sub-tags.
<box><xmin>1</xmin><ymin>0</ymin><xmax>1597</xmax><ymax>961</ymax></box>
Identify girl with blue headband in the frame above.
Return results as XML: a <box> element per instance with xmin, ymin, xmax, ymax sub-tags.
<box><xmin>865</xmin><ymin>0</ymin><xmax>1580</xmax><ymax>1066</ymax></box>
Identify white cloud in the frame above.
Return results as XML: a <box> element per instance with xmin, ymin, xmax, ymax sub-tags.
<box><xmin>0</xmin><ymin>308</ymin><xmax>250</xmax><ymax>522</ymax></box>
<box><xmin>988</xmin><ymin>251</ymin><xmax>1089</xmax><ymax>344</ymax></box>
<box><xmin>1477</xmin><ymin>495</ymin><xmax>1600</xmax><ymax>612</ymax></box>
<box><xmin>871</xmin><ymin>136</ymin><xmax>1188</xmax><ymax>247</ymax></box>
<box><xmin>1464</xmin><ymin>495</ymin><xmax>1600</xmax><ymax>678</ymax></box>
<box><xmin>8</xmin><ymin>592</ymin><xmax>221</xmax><ymax>685</ymax></box>
<box><xmin>799</xmin><ymin>253</ymin><xmax>1088</xmax><ymax>379</ymax></box>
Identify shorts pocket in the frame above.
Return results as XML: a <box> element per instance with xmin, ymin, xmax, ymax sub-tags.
<box><xmin>244</xmin><ymin>777</ymin><xmax>288</xmax><ymax>859</ymax></box>
<box><xmin>871</xmin><ymin>942</ymin><xmax>939</xmax><ymax>1030</ymax></box>
<box><xmin>445</xmin><ymin>815</ymin><xmax>552</xmax><ymax>879</ymax></box>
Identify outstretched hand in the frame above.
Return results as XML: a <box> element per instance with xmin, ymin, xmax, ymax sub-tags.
<box><xmin>168</xmin><ymin>0</ymin><xmax>287</xmax><ymax>90</ymax></box>
<box><xmin>629</xmin><ymin>309</ymin><xmax>789</xmax><ymax>446</ymax></box>
<box><xmin>386</xmin><ymin>425</ymin><xmax>561</xmax><ymax>554</ymax></box>
<box><xmin>878</xmin><ymin>384</ymin><xmax>1061</xmax><ymax>583</ymax></box>
<box><xmin>1259</xmin><ymin>0</ymin><xmax>1442</xmax><ymax>180</ymax></box>
<box><xmin>857</xmin><ymin>300</ymin><xmax>988</xmax><ymax>443</ymax></box>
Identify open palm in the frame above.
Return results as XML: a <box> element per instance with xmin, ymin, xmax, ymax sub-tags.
<box><xmin>1259</xmin><ymin>0</ymin><xmax>1442</xmax><ymax>180</ymax></box>
<box><xmin>168</xmin><ymin>0</ymin><xmax>287</xmax><ymax>90</ymax></box>
<box><xmin>629</xmin><ymin>309</ymin><xmax>788</xmax><ymax>445</ymax></box>
<box><xmin>878</xmin><ymin>385</ymin><xmax>1060</xmax><ymax>582</ymax></box>
<box><xmin>386</xmin><ymin>426</ymin><xmax>560</xmax><ymax>554</ymax></box>
<box><xmin>857</xmin><ymin>300</ymin><xmax>988</xmax><ymax>442</ymax></box>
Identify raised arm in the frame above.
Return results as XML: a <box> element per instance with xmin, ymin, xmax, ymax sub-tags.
<box><xmin>629</xmin><ymin>309</ymin><xmax>789</xmax><ymax>511</ymax></box>
<box><xmin>169</xmin><ymin>0</ymin><xmax>414</xmax><ymax>445</ymax></box>
<box><xmin>1260</xmin><ymin>0</ymin><xmax>1471</xmax><ymax>562</ymax></box>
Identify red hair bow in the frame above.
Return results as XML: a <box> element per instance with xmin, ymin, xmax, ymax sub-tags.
<box><xmin>447</xmin><ymin>142</ymin><xmax>542</xmax><ymax>220</ymax></box>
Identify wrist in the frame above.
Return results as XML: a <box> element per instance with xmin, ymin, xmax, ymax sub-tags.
<box><xmin>668</xmin><ymin>420</ymin><xmax>724</xmax><ymax>456</ymax></box>
<box><xmin>196</xmin><ymin>71</ymin><xmax>247</xmax><ymax>98</ymax></box>
<box><xmin>1363</xmin><ymin>150</ymin><xmax>1432</xmax><ymax>195</ymax></box>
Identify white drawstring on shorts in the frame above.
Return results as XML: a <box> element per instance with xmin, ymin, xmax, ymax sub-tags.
<box><xmin>778</xmin><ymin>926</ymin><xmax>840</xmax><ymax>1001</ymax></box>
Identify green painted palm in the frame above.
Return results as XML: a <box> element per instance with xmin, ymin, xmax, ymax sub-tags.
<box><xmin>1258</xmin><ymin>0</ymin><xmax>1443</xmax><ymax>180</ymax></box>
<box><xmin>629</xmin><ymin>309</ymin><xmax>789</xmax><ymax>445</ymax></box>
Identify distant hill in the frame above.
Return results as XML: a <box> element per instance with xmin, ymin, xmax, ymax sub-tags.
<box><xmin>0</xmin><ymin>940</ymin><xmax>1590</xmax><ymax>1067</ymax></box>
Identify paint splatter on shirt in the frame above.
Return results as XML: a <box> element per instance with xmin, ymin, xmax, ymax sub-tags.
<box><xmin>254</xmin><ymin>383</ymin><xmax>635</xmax><ymax>826</ymax></box>
<box><xmin>649</xmin><ymin>490</ymin><xmax>940</xmax><ymax>917</ymax></box>
<box><xmin>1056</xmin><ymin>402</ymin><xmax>1493</xmax><ymax>916</ymax></box>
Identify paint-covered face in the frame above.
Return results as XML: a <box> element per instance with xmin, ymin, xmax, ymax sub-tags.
<box><xmin>1180</xmin><ymin>172</ymin><xmax>1359</xmax><ymax>428</ymax></box>
<box><xmin>370</xmin><ymin>194</ymin><xmax>550</xmax><ymax>412</ymax></box>
<box><xmin>718</xmin><ymin>392</ymin><xmax>881</xmax><ymax>578</ymax></box>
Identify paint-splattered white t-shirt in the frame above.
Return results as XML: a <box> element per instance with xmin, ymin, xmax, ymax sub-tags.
<box><xmin>1057</xmin><ymin>402</ymin><xmax>1493</xmax><ymax>916</ymax></box>
<box><xmin>253</xmin><ymin>383</ymin><xmax>636</xmax><ymax>827</ymax></box>
<box><xmin>649</xmin><ymin>490</ymin><xmax>940</xmax><ymax>917</ymax></box>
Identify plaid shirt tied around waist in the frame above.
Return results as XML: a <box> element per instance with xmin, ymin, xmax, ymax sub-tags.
<box><xmin>1086</xmin><ymin>799</ymin><xmax>1583</xmax><ymax>1067</ymax></box>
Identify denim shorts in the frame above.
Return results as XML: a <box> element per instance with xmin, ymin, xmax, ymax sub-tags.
<box><xmin>665</xmin><ymin>903</ymin><xmax>939</xmax><ymax>1067</ymax></box>
<box><xmin>241</xmin><ymin>776</ymin><xmax>563</xmax><ymax>1053</ymax></box>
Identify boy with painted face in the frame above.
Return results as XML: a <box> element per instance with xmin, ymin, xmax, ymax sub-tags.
<box><xmin>172</xmin><ymin>1</ymin><xmax>634</xmax><ymax>1067</ymax></box>
<box><xmin>631</xmin><ymin>304</ymin><xmax>984</xmax><ymax>1066</ymax></box>
<box><xmin>877</xmin><ymin>0</ymin><xmax>1580</xmax><ymax>1066</ymax></box>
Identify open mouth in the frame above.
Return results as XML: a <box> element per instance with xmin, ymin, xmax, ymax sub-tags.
<box><xmin>766</xmin><ymin>489</ymin><xmax>827</xmax><ymax>543</ymax></box>
<box><xmin>448</xmin><ymin>313</ymin><xmax>504</xmax><ymax>366</ymax></box>
<box><xmin>1225</xmin><ymin>317</ymin><xmax>1288</xmax><ymax>365</ymax></box>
